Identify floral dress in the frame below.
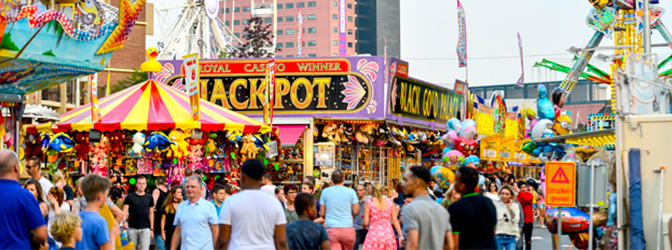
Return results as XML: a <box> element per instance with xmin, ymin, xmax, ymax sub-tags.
<box><xmin>362</xmin><ymin>198</ymin><xmax>397</xmax><ymax>250</ymax></box>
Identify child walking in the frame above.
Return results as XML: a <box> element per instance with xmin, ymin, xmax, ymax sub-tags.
<box><xmin>286</xmin><ymin>193</ymin><xmax>330</xmax><ymax>250</ymax></box>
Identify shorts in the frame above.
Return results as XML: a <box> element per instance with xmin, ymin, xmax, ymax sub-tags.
<box><xmin>539</xmin><ymin>203</ymin><xmax>546</xmax><ymax>209</ymax></box>
<box><xmin>533</xmin><ymin>204</ymin><xmax>537</xmax><ymax>210</ymax></box>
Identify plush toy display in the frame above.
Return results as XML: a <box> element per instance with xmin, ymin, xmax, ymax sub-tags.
<box><xmin>91</xmin><ymin>136</ymin><xmax>109</xmax><ymax>177</ymax></box>
<box><xmin>188</xmin><ymin>138</ymin><xmax>204</xmax><ymax>170</ymax></box>
<box><xmin>322</xmin><ymin>123</ymin><xmax>340</xmax><ymax>143</ymax></box>
<box><xmin>109</xmin><ymin>165</ymin><xmax>127</xmax><ymax>191</ymax></box>
<box><xmin>239</xmin><ymin>134</ymin><xmax>258</xmax><ymax>162</ymax></box>
<box><xmin>25</xmin><ymin>133</ymin><xmax>44</xmax><ymax>160</ymax></box>
<box><xmin>108</xmin><ymin>131</ymin><xmax>125</xmax><ymax>161</ymax></box>
<box><xmin>144</xmin><ymin>131</ymin><xmax>173</xmax><ymax>152</ymax></box>
<box><xmin>130</xmin><ymin>132</ymin><xmax>145</xmax><ymax>158</ymax></box>
<box><xmin>48</xmin><ymin>133</ymin><xmax>76</xmax><ymax>152</ymax></box>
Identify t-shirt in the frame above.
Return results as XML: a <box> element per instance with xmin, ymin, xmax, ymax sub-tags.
<box><xmin>76</xmin><ymin>211</ymin><xmax>110</xmax><ymax>250</ymax></box>
<box><xmin>123</xmin><ymin>192</ymin><xmax>154</xmax><ymax>229</ymax></box>
<box><xmin>401</xmin><ymin>195</ymin><xmax>451</xmax><ymax>250</ymax></box>
<box><xmin>219</xmin><ymin>190</ymin><xmax>286</xmax><ymax>250</ymax></box>
<box><xmin>260</xmin><ymin>184</ymin><xmax>276</xmax><ymax>197</ymax></box>
<box><xmin>286</xmin><ymin>220</ymin><xmax>329</xmax><ymax>250</ymax></box>
<box><xmin>0</xmin><ymin>179</ymin><xmax>46</xmax><ymax>250</ymax></box>
<box><xmin>319</xmin><ymin>185</ymin><xmax>358</xmax><ymax>228</ymax></box>
<box><xmin>212</xmin><ymin>200</ymin><xmax>223</xmax><ymax>217</ymax></box>
<box><xmin>448</xmin><ymin>192</ymin><xmax>497</xmax><ymax>249</ymax></box>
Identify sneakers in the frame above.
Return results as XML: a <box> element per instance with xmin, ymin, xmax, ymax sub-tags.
<box><xmin>540</xmin><ymin>225</ymin><xmax>547</xmax><ymax>229</ymax></box>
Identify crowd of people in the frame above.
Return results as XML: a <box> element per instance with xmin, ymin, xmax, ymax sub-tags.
<box><xmin>0</xmin><ymin>148</ymin><xmax>549</xmax><ymax>250</ymax></box>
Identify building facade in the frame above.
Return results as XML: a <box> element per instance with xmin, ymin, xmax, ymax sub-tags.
<box><xmin>469</xmin><ymin>80</ymin><xmax>611</xmax><ymax>128</ymax></box>
<box><xmin>354</xmin><ymin>0</ymin><xmax>400</xmax><ymax>59</ymax></box>
<box><xmin>29</xmin><ymin>0</ymin><xmax>152</xmax><ymax>113</ymax></box>
<box><xmin>219</xmin><ymin>0</ymin><xmax>356</xmax><ymax>58</ymax></box>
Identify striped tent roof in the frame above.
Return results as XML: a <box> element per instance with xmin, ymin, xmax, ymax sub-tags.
<box><xmin>33</xmin><ymin>80</ymin><xmax>270</xmax><ymax>133</ymax></box>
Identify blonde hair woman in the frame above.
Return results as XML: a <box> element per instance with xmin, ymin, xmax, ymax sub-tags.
<box><xmin>495</xmin><ymin>184</ymin><xmax>520</xmax><ymax>250</ymax></box>
<box><xmin>362</xmin><ymin>182</ymin><xmax>404</xmax><ymax>249</ymax></box>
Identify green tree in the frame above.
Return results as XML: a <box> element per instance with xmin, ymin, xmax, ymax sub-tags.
<box><xmin>230</xmin><ymin>16</ymin><xmax>281</xmax><ymax>58</ymax></box>
<box><xmin>113</xmin><ymin>68</ymin><xmax>147</xmax><ymax>94</ymax></box>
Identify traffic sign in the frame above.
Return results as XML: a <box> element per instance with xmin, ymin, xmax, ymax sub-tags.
<box><xmin>545</xmin><ymin>161</ymin><xmax>576</xmax><ymax>207</ymax></box>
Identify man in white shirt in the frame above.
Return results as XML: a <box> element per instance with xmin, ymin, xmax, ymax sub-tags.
<box><xmin>260</xmin><ymin>173</ymin><xmax>276</xmax><ymax>196</ymax></box>
<box><xmin>26</xmin><ymin>157</ymin><xmax>52</xmax><ymax>201</ymax></box>
<box><xmin>216</xmin><ymin>159</ymin><xmax>288</xmax><ymax>250</ymax></box>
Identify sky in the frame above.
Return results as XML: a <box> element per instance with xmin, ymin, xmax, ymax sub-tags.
<box><xmin>146</xmin><ymin>0</ymin><xmax>672</xmax><ymax>88</ymax></box>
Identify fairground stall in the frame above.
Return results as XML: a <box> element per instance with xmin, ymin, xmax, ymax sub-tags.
<box><xmin>27</xmin><ymin>78</ymin><xmax>272</xmax><ymax>191</ymax></box>
<box><xmin>155</xmin><ymin>56</ymin><xmax>463</xmax><ymax>187</ymax></box>
<box><xmin>0</xmin><ymin>0</ymin><xmax>146</xmax><ymax>164</ymax></box>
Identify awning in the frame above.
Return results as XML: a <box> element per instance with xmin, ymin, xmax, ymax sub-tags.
<box><xmin>276</xmin><ymin>125</ymin><xmax>307</xmax><ymax>147</ymax></box>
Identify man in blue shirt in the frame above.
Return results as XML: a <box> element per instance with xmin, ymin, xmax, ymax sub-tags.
<box><xmin>319</xmin><ymin>170</ymin><xmax>359</xmax><ymax>250</ymax></box>
<box><xmin>0</xmin><ymin>150</ymin><xmax>48</xmax><ymax>249</ymax></box>
<box><xmin>171</xmin><ymin>175</ymin><xmax>219</xmax><ymax>250</ymax></box>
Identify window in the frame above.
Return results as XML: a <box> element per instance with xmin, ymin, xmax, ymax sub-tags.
<box><xmin>286</xmin><ymin>29</ymin><xmax>295</xmax><ymax>35</ymax></box>
<box><xmin>243</xmin><ymin>19</ymin><xmax>249</xmax><ymax>25</ymax></box>
<box><xmin>277</xmin><ymin>4</ymin><xmax>283</xmax><ymax>9</ymax></box>
<box><xmin>286</xmin><ymin>55</ymin><xmax>294</xmax><ymax>58</ymax></box>
<box><xmin>225</xmin><ymin>8</ymin><xmax>229</xmax><ymax>13</ymax></box>
<box><xmin>297</xmin><ymin>2</ymin><xmax>305</xmax><ymax>8</ymax></box>
<box><xmin>234</xmin><ymin>33</ymin><xmax>240</xmax><ymax>38</ymax></box>
<box><xmin>348</xmin><ymin>42</ymin><xmax>353</xmax><ymax>48</ymax></box>
<box><xmin>307</xmin><ymin>14</ymin><xmax>316</xmax><ymax>20</ymax></box>
<box><xmin>225</xmin><ymin>21</ymin><xmax>230</xmax><ymax>26</ymax></box>
<box><xmin>303</xmin><ymin>41</ymin><xmax>306</xmax><ymax>47</ymax></box>
<box><xmin>348</xmin><ymin>3</ymin><xmax>353</xmax><ymax>9</ymax></box>
<box><xmin>308</xmin><ymin>54</ymin><xmax>316</xmax><ymax>57</ymax></box>
<box><xmin>347</xmin><ymin>29</ymin><xmax>353</xmax><ymax>35</ymax></box>
<box><xmin>332</xmin><ymin>0</ymin><xmax>337</xmax><ymax>6</ymax></box>
<box><xmin>332</xmin><ymin>40</ymin><xmax>338</xmax><ymax>46</ymax></box>
<box><xmin>332</xmin><ymin>53</ymin><xmax>338</xmax><ymax>56</ymax></box>
<box><xmin>221</xmin><ymin>8</ymin><xmax>225</xmax><ymax>14</ymax></box>
<box><xmin>308</xmin><ymin>1</ymin><xmax>316</xmax><ymax>7</ymax></box>
<box><xmin>505</xmin><ymin>86</ymin><xmax>524</xmax><ymax>99</ymax></box>
<box><xmin>243</xmin><ymin>32</ymin><xmax>250</xmax><ymax>37</ymax></box>
<box><xmin>348</xmin><ymin>16</ymin><xmax>353</xmax><ymax>22</ymax></box>
<box><xmin>277</xmin><ymin>17</ymin><xmax>283</xmax><ymax>22</ymax></box>
<box><xmin>277</xmin><ymin>30</ymin><xmax>283</xmax><ymax>35</ymax></box>
<box><xmin>286</xmin><ymin>42</ymin><xmax>294</xmax><ymax>48</ymax></box>
<box><xmin>308</xmin><ymin>27</ymin><xmax>316</xmax><ymax>33</ymax></box>
<box><xmin>332</xmin><ymin>14</ymin><xmax>337</xmax><ymax>20</ymax></box>
<box><xmin>264</xmin><ymin>17</ymin><xmax>272</xmax><ymax>23</ymax></box>
<box><xmin>234</xmin><ymin>7</ymin><xmax>240</xmax><ymax>12</ymax></box>
<box><xmin>286</xmin><ymin>3</ymin><xmax>294</xmax><ymax>9</ymax></box>
<box><xmin>234</xmin><ymin>20</ymin><xmax>240</xmax><ymax>25</ymax></box>
<box><xmin>332</xmin><ymin>27</ymin><xmax>337</xmax><ymax>33</ymax></box>
<box><xmin>308</xmin><ymin>40</ymin><xmax>316</xmax><ymax>46</ymax></box>
<box><xmin>242</xmin><ymin>6</ymin><xmax>251</xmax><ymax>12</ymax></box>
<box><xmin>276</xmin><ymin>43</ymin><xmax>283</xmax><ymax>48</ymax></box>
<box><xmin>286</xmin><ymin>16</ymin><xmax>294</xmax><ymax>22</ymax></box>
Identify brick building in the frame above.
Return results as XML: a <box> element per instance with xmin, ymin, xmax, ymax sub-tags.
<box><xmin>219</xmin><ymin>0</ymin><xmax>356</xmax><ymax>57</ymax></box>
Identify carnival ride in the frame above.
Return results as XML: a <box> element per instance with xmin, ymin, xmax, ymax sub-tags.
<box><xmin>153</xmin><ymin>0</ymin><xmax>243</xmax><ymax>60</ymax></box>
<box><xmin>536</xmin><ymin>0</ymin><xmax>672</xmax><ymax>95</ymax></box>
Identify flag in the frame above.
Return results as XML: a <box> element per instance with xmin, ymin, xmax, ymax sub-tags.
<box><xmin>182</xmin><ymin>53</ymin><xmax>200</xmax><ymax>121</ymax></box>
<box><xmin>106</xmin><ymin>71</ymin><xmax>110</xmax><ymax>96</ymax></box>
<box><xmin>457</xmin><ymin>0</ymin><xmax>467</xmax><ymax>67</ymax></box>
<box><xmin>297</xmin><ymin>7</ymin><xmax>303</xmax><ymax>57</ymax></box>
<box><xmin>264</xmin><ymin>60</ymin><xmax>276</xmax><ymax>126</ymax></box>
<box><xmin>516</xmin><ymin>32</ymin><xmax>524</xmax><ymax>87</ymax></box>
<box><xmin>90</xmin><ymin>74</ymin><xmax>102</xmax><ymax>123</ymax></box>
<box><xmin>384</xmin><ymin>37</ymin><xmax>388</xmax><ymax>85</ymax></box>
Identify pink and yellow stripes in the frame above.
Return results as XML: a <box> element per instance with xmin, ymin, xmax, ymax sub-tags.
<box><xmin>47</xmin><ymin>80</ymin><xmax>270</xmax><ymax>133</ymax></box>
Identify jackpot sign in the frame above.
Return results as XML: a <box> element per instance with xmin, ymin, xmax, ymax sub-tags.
<box><xmin>163</xmin><ymin>58</ymin><xmax>379</xmax><ymax>115</ymax></box>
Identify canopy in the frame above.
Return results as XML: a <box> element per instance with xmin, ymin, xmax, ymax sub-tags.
<box><xmin>28</xmin><ymin>80</ymin><xmax>271</xmax><ymax>133</ymax></box>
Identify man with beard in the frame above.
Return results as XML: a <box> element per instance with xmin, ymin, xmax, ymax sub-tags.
<box><xmin>400</xmin><ymin>166</ymin><xmax>454</xmax><ymax>250</ymax></box>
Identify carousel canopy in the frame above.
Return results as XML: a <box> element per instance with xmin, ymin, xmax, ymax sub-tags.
<box><xmin>28</xmin><ymin>80</ymin><xmax>271</xmax><ymax>133</ymax></box>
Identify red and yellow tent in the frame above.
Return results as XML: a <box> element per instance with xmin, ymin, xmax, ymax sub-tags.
<box><xmin>28</xmin><ymin>80</ymin><xmax>270</xmax><ymax>133</ymax></box>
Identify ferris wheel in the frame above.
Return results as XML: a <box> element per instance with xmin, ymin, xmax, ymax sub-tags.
<box><xmin>153</xmin><ymin>0</ymin><xmax>245</xmax><ymax>60</ymax></box>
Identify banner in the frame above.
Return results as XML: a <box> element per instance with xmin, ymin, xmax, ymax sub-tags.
<box><xmin>90</xmin><ymin>73</ymin><xmax>102</xmax><ymax>123</ymax></box>
<box><xmin>389</xmin><ymin>75</ymin><xmax>463</xmax><ymax>124</ymax></box>
<box><xmin>480</xmin><ymin>134</ymin><xmax>500</xmax><ymax>161</ymax></box>
<box><xmin>499</xmin><ymin>137</ymin><xmax>516</xmax><ymax>161</ymax></box>
<box><xmin>456</xmin><ymin>0</ymin><xmax>467</xmax><ymax>67</ymax></box>
<box><xmin>106</xmin><ymin>71</ymin><xmax>110</xmax><ymax>97</ymax></box>
<box><xmin>384</xmin><ymin>37</ymin><xmax>388</xmax><ymax>85</ymax></box>
<box><xmin>516</xmin><ymin>32</ymin><xmax>524</xmax><ymax>87</ymax></box>
<box><xmin>183</xmin><ymin>53</ymin><xmax>200</xmax><ymax>121</ymax></box>
<box><xmin>264</xmin><ymin>60</ymin><xmax>276</xmax><ymax>125</ymax></box>
<box><xmin>475</xmin><ymin>112</ymin><xmax>494</xmax><ymax>135</ymax></box>
<box><xmin>297</xmin><ymin>7</ymin><xmax>303</xmax><ymax>57</ymax></box>
<box><xmin>339</xmin><ymin>0</ymin><xmax>346</xmax><ymax>56</ymax></box>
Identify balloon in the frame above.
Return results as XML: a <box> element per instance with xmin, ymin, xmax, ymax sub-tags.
<box><xmin>552</xmin><ymin>115</ymin><xmax>573</xmax><ymax>136</ymax></box>
<box><xmin>545</xmin><ymin>207</ymin><xmax>590</xmax><ymax>234</ymax></box>
<box><xmin>431</xmin><ymin>166</ymin><xmax>455</xmax><ymax>189</ymax></box>
<box><xmin>459</xmin><ymin>126</ymin><xmax>477</xmax><ymax>139</ymax></box>
<box><xmin>443</xmin><ymin>150</ymin><xmax>465</xmax><ymax>171</ymax></box>
<box><xmin>455</xmin><ymin>137</ymin><xmax>478</xmax><ymax>156</ymax></box>
<box><xmin>478</xmin><ymin>175</ymin><xmax>485</xmax><ymax>186</ymax></box>
<box><xmin>461</xmin><ymin>119</ymin><xmax>476</xmax><ymax>131</ymax></box>
<box><xmin>537</xmin><ymin>84</ymin><xmax>555</xmax><ymax>120</ymax></box>
<box><xmin>441</xmin><ymin>131</ymin><xmax>458</xmax><ymax>148</ymax></box>
<box><xmin>447</xmin><ymin>118</ymin><xmax>462</xmax><ymax>132</ymax></box>
<box><xmin>531</xmin><ymin>119</ymin><xmax>554</xmax><ymax>140</ymax></box>
<box><xmin>463</xmin><ymin>155</ymin><xmax>480</xmax><ymax>167</ymax></box>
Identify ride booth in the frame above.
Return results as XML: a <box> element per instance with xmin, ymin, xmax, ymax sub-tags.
<box><xmin>156</xmin><ymin>57</ymin><xmax>463</xmax><ymax>188</ymax></box>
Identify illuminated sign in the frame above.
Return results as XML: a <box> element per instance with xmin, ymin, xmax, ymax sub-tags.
<box><xmin>388</xmin><ymin>75</ymin><xmax>462</xmax><ymax>123</ymax></box>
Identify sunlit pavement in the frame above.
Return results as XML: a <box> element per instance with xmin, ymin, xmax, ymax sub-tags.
<box><xmin>532</xmin><ymin>224</ymin><xmax>573</xmax><ymax>250</ymax></box>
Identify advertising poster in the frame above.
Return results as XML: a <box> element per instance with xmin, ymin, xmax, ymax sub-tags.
<box><xmin>90</xmin><ymin>73</ymin><xmax>101</xmax><ymax>123</ymax></box>
<box><xmin>183</xmin><ymin>53</ymin><xmax>201</xmax><ymax>121</ymax></box>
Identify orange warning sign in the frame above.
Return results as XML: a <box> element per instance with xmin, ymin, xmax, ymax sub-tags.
<box><xmin>545</xmin><ymin>161</ymin><xmax>576</xmax><ymax>207</ymax></box>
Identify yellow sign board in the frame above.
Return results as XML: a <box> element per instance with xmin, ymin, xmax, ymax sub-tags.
<box><xmin>480</xmin><ymin>135</ymin><xmax>500</xmax><ymax>161</ymax></box>
<box><xmin>504</xmin><ymin>118</ymin><xmax>519</xmax><ymax>139</ymax></box>
<box><xmin>498</xmin><ymin>137</ymin><xmax>516</xmax><ymax>161</ymax></box>
<box><xmin>545</xmin><ymin>161</ymin><xmax>576</xmax><ymax>207</ymax></box>
<box><xmin>476</xmin><ymin>112</ymin><xmax>495</xmax><ymax>135</ymax></box>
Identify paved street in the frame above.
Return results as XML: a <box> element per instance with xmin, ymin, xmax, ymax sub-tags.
<box><xmin>532</xmin><ymin>225</ymin><xmax>573</xmax><ymax>250</ymax></box>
